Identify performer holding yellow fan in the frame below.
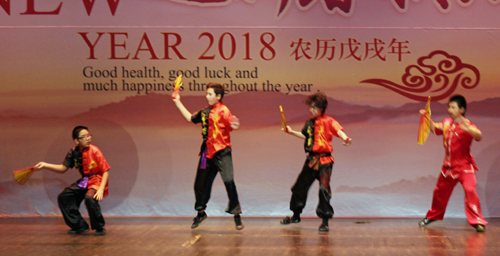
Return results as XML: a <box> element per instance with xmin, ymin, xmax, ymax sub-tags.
<box><xmin>172</xmin><ymin>82</ymin><xmax>244</xmax><ymax>230</ymax></box>
<box><xmin>279</xmin><ymin>92</ymin><xmax>351</xmax><ymax>232</ymax></box>
<box><xmin>418</xmin><ymin>94</ymin><xmax>487</xmax><ymax>232</ymax></box>
<box><xmin>33</xmin><ymin>126</ymin><xmax>110</xmax><ymax>236</ymax></box>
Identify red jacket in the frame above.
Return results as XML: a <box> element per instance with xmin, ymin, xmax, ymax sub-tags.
<box><xmin>302</xmin><ymin>114</ymin><xmax>343</xmax><ymax>164</ymax></box>
<box><xmin>434</xmin><ymin>117</ymin><xmax>479</xmax><ymax>178</ymax></box>
<box><xmin>192</xmin><ymin>102</ymin><xmax>233</xmax><ymax>159</ymax></box>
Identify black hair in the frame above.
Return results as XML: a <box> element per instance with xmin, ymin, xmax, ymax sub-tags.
<box><xmin>449</xmin><ymin>94</ymin><xmax>467</xmax><ymax>116</ymax></box>
<box><xmin>207</xmin><ymin>82</ymin><xmax>225</xmax><ymax>100</ymax></box>
<box><xmin>305</xmin><ymin>91</ymin><xmax>328</xmax><ymax>114</ymax></box>
<box><xmin>72</xmin><ymin>126</ymin><xmax>89</xmax><ymax>140</ymax></box>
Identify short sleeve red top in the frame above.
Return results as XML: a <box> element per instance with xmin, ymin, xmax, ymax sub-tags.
<box><xmin>63</xmin><ymin>144</ymin><xmax>111</xmax><ymax>197</ymax></box>
<box><xmin>434</xmin><ymin>117</ymin><xmax>479</xmax><ymax>177</ymax></box>
<box><xmin>301</xmin><ymin>114</ymin><xmax>344</xmax><ymax>164</ymax></box>
<box><xmin>191</xmin><ymin>102</ymin><xmax>233</xmax><ymax>159</ymax></box>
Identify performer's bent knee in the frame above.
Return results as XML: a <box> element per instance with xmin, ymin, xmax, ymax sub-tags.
<box><xmin>84</xmin><ymin>196</ymin><xmax>97</xmax><ymax>205</ymax></box>
<box><xmin>57</xmin><ymin>192</ymin><xmax>71</xmax><ymax>202</ymax></box>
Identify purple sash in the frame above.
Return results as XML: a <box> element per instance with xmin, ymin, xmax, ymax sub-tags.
<box><xmin>200</xmin><ymin>148</ymin><xmax>207</xmax><ymax>169</ymax></box>
<box><xmin>78</xmin><ymin>172</ymin><xmax>98</xmax><ymax>188</ymax></box>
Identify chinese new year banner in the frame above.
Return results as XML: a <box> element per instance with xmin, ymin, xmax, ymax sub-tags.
<box><xmin>1</xmin><ymin>0</ymin><xmax>500</xmax><ymax>218</ymax></box>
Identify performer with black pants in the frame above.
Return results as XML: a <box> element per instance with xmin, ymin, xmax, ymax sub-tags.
<box><xmin>34</xmin><ymin>126</ymin><xmax>110</xmax><ymax>236</ymax></box>
<box><xmin>280</xmin><ymin>92</ymin><xmax>351</xmax><ymax>232</ymax></box>
<box><xmin>172</xmin><ymin>82</ymin><xmax>243</xmax><ymax>230</ymax></box>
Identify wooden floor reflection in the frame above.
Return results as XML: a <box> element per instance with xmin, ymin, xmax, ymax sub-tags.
<box><xmin>1</xmin><ymin>217</ymin><xmax>499</xmax><ymax>256</ymax></box>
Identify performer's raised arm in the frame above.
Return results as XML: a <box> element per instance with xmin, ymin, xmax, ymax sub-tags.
<box><xmin>172</xmin><ymin>94</ymin><xmax>193</xmax><ymax>123</ymax></box>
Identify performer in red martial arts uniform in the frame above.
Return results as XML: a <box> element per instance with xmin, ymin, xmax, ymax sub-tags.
<box><xmin>419</xmin><ymin>94</ymin><xmax>487</xmax><ymax>232</ymax></box>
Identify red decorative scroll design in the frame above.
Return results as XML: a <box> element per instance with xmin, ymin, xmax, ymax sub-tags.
<box><xmin>173</xmin><ymin>0</ymin><xmax>228</xmax><ymax>3</ymax></box>
<box><xmin>361</xmin><ymin>50</ymin><xmax>480</xmax><ymax>102</ymax></box>
<box><xmin>170</xmin><ymin>0</ymin><xmax>498</xmax><ymax>16</ymax></box>
<box><xmin>277</xmin><ymin>0</ymin><xmax>353</xmax><ymax>18</ymax></box>
<box><xmin>170</xmin><ymin>0</ymin><xmax>254</xmax><ymax>6</ymax></box>
<box><xmin>393</xmin><ymin>0</ymin><xmax>471</xmax><ymax>11</ymax></box>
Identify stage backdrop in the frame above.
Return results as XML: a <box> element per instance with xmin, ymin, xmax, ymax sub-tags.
<box><xmin>1</xmin><ymin>0</ymin><xmax>500</xmax><ymax>218</ymax></box>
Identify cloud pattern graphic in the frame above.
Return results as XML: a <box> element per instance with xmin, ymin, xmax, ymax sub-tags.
<box><xmin>361</xmin><ymin>50</ymin><xmax>480</xmax><ymax>102</ymax></box>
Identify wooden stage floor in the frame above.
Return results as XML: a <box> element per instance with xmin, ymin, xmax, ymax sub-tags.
<box><xmin>1</xmin><ymin>217</ymin><xmax>499</xmax><ymax>256</ymax></box>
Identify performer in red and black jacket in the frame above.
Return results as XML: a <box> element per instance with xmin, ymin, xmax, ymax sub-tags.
<box><xmin>173</xmin><ymin>82</ymin><xmax>243</xmax><ymax>230</ymax></box>
<box><xmin>280</xmin><ymin>92</ymin><xmax>352</xmax><ymax>232</ymax></box>
<box><xmin>34</xmin><ymin>126</ymin><xmax>110</xmax><ymax>236</ymax></box>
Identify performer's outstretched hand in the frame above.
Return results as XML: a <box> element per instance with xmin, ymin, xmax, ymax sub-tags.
<box><xmin>34</xmin><ymin>162</ymin><xmax>46</xmax><ymax>171</ymax></box>
<box><xmin>343</xmin><ymin>137</ymin><xmax>352</xmax><ymax>146</ymax></box>
<box><xmin>231</xmin><ymin>116</ymin><xmax>240</xmax><ymax>130</ymax></box>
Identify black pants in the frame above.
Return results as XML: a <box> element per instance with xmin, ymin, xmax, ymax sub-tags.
<box><xmin>57</xmin><ymin>181</ymin><xmax>105</xmax><ymax>231</ymax></box>
<box><xmin>194</xmin><ymin>147</ymin><xmax>241</xmax><ymax>214</ymax></box>
<box><xmin>289</xmin><ymin>160</ymin><xmax>334</xmax><ymax>219</ymax></box>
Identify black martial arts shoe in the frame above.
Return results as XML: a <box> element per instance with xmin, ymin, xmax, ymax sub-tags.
<box><xmin>234</xmin><ymin>215</ymin><xmax>244</xmax><ymax>230</ymax></box>
<box><xmin>191</xmin><ymin>212</ymin><xmax>207</xmax><ymax>229</ymax></box>
<box><xmin>67</xmin><ymin>227</ymin><xmax>90</xmax><ymax>234</ymax></box>
<box><xmin>475</xmin><ymin>224</ymin><xmax>486</xmax><ymax>232</ymax></box>
<box><xmin>94</xmin><ymin>228</ymin><xmax>106</xmax><ymax>236</ymax></box>
<box><xmin>280</xmin><ymin>216</ymin><xmax>301</xmax><ymax>224</ymax></box>
<box><xmin>318</xmin><ymin>224</ymin><xmax>329</xmax><ymax>232</ymax></box>
<box><xmin>318</xmin><ymin>218</ymin><xmax>329</xmax><ymax>232</ymax></box>
<box><xmin>418</xmin><ymin>218</ymin><xmax>437</xmax><ymax>227</ymax></box>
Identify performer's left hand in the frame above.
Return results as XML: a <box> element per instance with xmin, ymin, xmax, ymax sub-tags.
<box><xmin>94</xmin><ymin>189</ymin><xmax>104</xmax><ymax>201</ymax></box>
<box><xmin>231</xmin><ymin>116</ymin><xmax>240</xmax><ymax>130</ymax></box>
<box><xmin>456</xmin><ymin>116</ymin><xmax>469</xmax><ymax>130</ymax></box>
<box><xmin>457</xmin><ymin>117</ymin><xmax>482</xmax><ymax>140</ymax></box>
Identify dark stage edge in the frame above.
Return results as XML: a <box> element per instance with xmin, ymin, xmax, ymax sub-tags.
<box><xmin>1</xmin><ymin>217</ymin><xmax>499</xmax><ymax>256</ymax></box>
